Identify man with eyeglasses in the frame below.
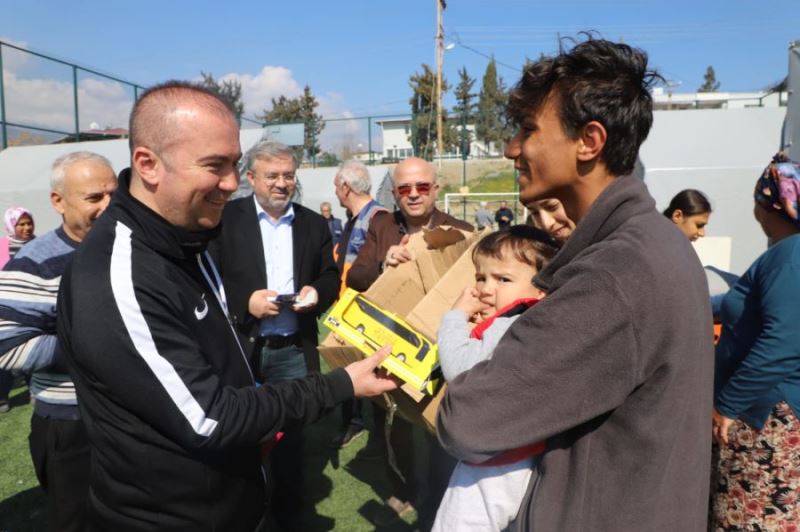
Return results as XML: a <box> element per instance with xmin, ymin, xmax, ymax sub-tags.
<box><xmin>211</xmin><ymin>140</ymin><xmax>340</xmax><ymax>531</ymax></box>
<box><xmin>346</xmin><ymin>156</ymin><xmax>472</xmax><ymax>528</ymax></box>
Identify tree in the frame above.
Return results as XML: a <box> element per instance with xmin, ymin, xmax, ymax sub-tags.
<box><xmin>298</xmin><ymin>86</ymin><xmax>325</xmax><ymax>160</ymax></box>
<box><xmin>408</xmin><ymin>64</ymin><xmax>458</xmax><ymax>160</ymax></box>
<box><xmin>453</xmin><ymin>67</ymin><xmax>477</xmax><ymax>158</ymax></box>
<box><xmin>316</xmin><ymin>151</ymin><xmax>340</xmax><ymax>167</ymax></box>
<box><xmin>200</xmin><ymin>72</ymin><xmax>244</xmax><ymax>122</ymax></box>
<box><xmin>698</xmin><ymin>66</ymin><xmax>720</xmax><ymax>93</ymax></box>
<box><xmin>8</xmin><ymin>130</ymin><xmax>48</xmax><ymax>147</ymax></box>
<box><xmin>258</xmin><ymin>85</ymin><xmax>325</xmax><ymax>162</ymax></box>
<box><xmin>475</xmin><ymin>58</ymin><xmax>511</xmax><ymax>154</ymax></box>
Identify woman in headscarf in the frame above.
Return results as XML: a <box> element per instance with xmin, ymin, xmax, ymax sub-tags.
<box><xmin>0</xmin><ymin>206</ymin><xmax>35</xmax><ymax>413</ymax></box>
<box><xmin>0</xmin><ymin>206</ymin><xmax>35</xmax><ymax>267</ymax></box>
<box><xmin>710</xmin><ymin>152</ymin><xmax>800</xmax><ymax>529</ymax></box>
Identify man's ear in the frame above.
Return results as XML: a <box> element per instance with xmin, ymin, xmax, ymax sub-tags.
<box><xmin>671</xmin><ymin>209</ymin><xmax>685</xmax><ymax>225</ymax></box>
<box><xmin>50</xmin><ymin>190</ymin><xmax>65</xmax><ymax>215</ymax></box>
<box><xmin>577</xmin><ymin>120</ymin><xmax>607</xmax><ymax>162</ymax></box>
<box><xmin>132</xmin><ymin>146</ymin><xmax>161</xmax><ymax>186</ymax></box>
<box><xmin>245</xmin><ymin>170</ymin><xmax>257</xmax><ymax>189</ymax></box>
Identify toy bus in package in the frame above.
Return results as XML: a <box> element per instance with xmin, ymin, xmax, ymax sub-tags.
<box><xmin>325</xmin><ymin>288</ymin><xmax>441</xmax><ymax>395</ymax></box>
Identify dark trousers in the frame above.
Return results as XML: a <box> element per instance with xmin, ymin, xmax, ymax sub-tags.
<box><xmin>0</xmin><ymin>369</ymin><xmax>13</xmax><ymax>402</ymax></box>
<box><xmin>372</xmin><ymin>406</ymin><xmax>417</xmax><ymax>502</ymax></box>
<box><xmin>29</xmin><ymin>413</ymin><xmax>91</xmax><ymax>532</ymax></box>
<box><xmin>372</xmin><ymin>406</ymin><xmax>457</xmax><ymax>530</ymax></box>
<box><xmin>261</xmin><ymin>343</ymin><xmax>307</xmax><ymax>531</ymax></box>
<box><xmin>339</xmin><ymin>397</ymin><xmax>365</xmax><ymax>429</ymax></box>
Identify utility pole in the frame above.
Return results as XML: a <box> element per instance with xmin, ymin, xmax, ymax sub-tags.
<box><xmin>435</xmin><ymin>0</ymin><xmax>445</xmax><ymax>167</ymax></box>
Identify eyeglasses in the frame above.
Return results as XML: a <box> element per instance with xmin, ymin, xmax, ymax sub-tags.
<box><xmin>252</xmin><ymin>171</ymin><xmax>296</xmax><ymax>182</ymax></box>
<box><xmin>395</xmin><ymin>182</ymin><xmax>434</xmax><ymax>197</ymax></box>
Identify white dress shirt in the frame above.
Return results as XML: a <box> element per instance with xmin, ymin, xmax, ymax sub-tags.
<box><xmin>254</xmin><ymin>197</ymin><xmax>298</xmax><ymax>337</ymax></box>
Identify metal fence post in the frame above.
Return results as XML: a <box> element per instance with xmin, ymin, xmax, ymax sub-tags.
<box><xmin>367</xmin><ymin>117</ymin><xmax>373</xmax><ymax>165</ymax></box>
<box><xmin>311</xmin><ymin>128</ymin><xmax>316</xmax><ymax>168</ymax></box>
<box><xmin>0</xmin><ymin>43</ymin><xmax>7</xmax><ymax>149</ymax></box>
<box><xmin>72</xmin><ymin>66</ymin><xmax>80</xmax><ymax>141</ymax></box>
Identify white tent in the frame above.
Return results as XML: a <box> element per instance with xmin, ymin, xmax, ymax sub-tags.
<box><xmin>279</xmin><ymin>164</ymin><xmax>392</xmax><ymax>222</ymax></box>
<box><xmin>0</xmin><ymin>128</ymin><xmax>391</xmax><ymax>233</ymax></box>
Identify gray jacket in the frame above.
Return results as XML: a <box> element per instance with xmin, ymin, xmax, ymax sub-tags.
<box><xmin>437</xmin><ymin>176</ymin><xmax>714</xmax><ymax>531</ymax></box>
<box><xmin>438</xmin><ymin>310</ymin><xmax>517</xmax><ymax>382</ymax></box>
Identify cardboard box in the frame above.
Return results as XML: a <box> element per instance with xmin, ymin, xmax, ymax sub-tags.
<box><xmin>319</xmin><ymin>225</ymin><xmax>487</xmax><ymax>433</ymax></box>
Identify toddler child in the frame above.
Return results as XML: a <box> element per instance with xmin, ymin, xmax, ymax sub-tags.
<box><xmin>433</xmin><ymin>225</ymin><xmax>559</xmax><ymax>531</ymax></box>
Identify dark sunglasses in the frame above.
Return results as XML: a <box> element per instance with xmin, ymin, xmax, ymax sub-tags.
<box><xmin>395</xmin><ymin>182</ymin><xmax>434</xmax><ymax>197</ymax></box>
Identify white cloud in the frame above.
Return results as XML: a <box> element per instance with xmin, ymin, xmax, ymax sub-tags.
<box><xmin>316</xmin><ymin>91</ymin><xmax>366</xmax><ymax>153</ymax></box>
<box><xmin>219</xmin><ymin>67</ymin><xmax>365</xmax><ymax>154</ymax></box>
<box><xmin>219</xmin><ymin>66</ymin><xmax>303</xmax><ymax>118</ymax></box>
<box><xmin>2</xmin><ymin>69</ymin><xmax>133</xmax><ymax>133</ymax></box>
<box><xmin>1</xmin><ymin>39</ymin><xmax>134</xmax><ymax>134</ymax></box>
<box><xmin>0</xmin><ymin>38</ymin><xmax>31</xmax><ymax>71</ymax></box>
<box><xmin>3</xmin><ymin>56</ymin><xmax>364</xmax><ymax>152</ymax></box>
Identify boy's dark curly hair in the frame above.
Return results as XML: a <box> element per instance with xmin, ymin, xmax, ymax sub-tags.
<box><xmin>507</xmin><ymin>33</ymin><xmax>663</xmax><ymax>176</ymax></box>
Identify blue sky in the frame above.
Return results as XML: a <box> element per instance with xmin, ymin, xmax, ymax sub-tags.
<box><xmin>2</xmin><ymin>0</ymin><xmax>799</xmax><ymax>147</ymax></box>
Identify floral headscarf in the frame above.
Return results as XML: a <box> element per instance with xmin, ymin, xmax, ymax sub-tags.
<box><xmin>754</xmin><ymin>152</ymin><xmax>800</xmax><ymax>225</ymax></box>
<box><xmin>4</xmin><ymin>206</ymin><xmax>32</xmax><ymax>236</ymax></box>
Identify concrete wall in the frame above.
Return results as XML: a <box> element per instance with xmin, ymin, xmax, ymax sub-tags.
<box><xmin>642</xmin><ymin>106</ymin><xmax>786</xmax><ymax>274</ymax></box>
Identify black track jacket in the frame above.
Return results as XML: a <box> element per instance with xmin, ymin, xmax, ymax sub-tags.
<box><xmin>57</xmin><ymin>169</ymin><xmax>353</xmax><ymax>531</ymax></box>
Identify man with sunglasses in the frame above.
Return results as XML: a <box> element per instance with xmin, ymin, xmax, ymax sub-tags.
<box><xmin>346</xmin><ymin>156</ymin><xmax>472</xmax><ymax>528</ymax></box>
<box><xmin>211</xmin><ymin>140</ymin><xmax>340</xmax><ymax>531</ymax></box>
<box><xmin>330</xmin><ymin>160</ymin><xmax>388</xmax><ymax>449</ymax></box>
<box><xmin>347</xmin><ymin>157</ymin><xmax>472</xmax><ymax>291</ymax></box>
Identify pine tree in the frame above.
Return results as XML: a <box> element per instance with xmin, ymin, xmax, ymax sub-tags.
<box><xmin>453</xmin><ymin>67</ymin><xmax>477</xmax><ymax>158</ymax></box>
<box><xmin>408</xmin><ymin>64</ymin><xmax>457</xmax><ymax>160</ymax></box>
<box><xmin>199</xmin><ymin>72</ymin><xmax>245</xmax><ymax>122</ymax></box>
<box><xmin>475</xmin><ymin>58</ymin><xmax>510</xmax><ymax>154</ymax></box>
<box><xmin>453</xmin><ymin>67</ymin><xmax>476</xmax><ymax>118</ymax></box>
<box><xmin>698</xmin><ymin>66</ymin><xmax>720</xmax><ymax>93</ymax></box>
<box><xmin>298</xmin><ymin>86</ymin><xmax>324</xmax><ymax>159</ymax></box>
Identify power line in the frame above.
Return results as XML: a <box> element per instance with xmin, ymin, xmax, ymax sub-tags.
<box><xmin>448</xmin><ymin>32</ymin><xmax>521</xmax><ymax>72</ymax></box>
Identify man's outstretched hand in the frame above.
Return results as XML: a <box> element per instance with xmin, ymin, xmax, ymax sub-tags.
<box><xmin>344</xmin><ymin>345</ymin><xmax>400</xmax><ymax>397</ymax></box>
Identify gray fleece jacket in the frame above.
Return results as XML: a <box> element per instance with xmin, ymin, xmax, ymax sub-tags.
<box><xmin>437</xmin><ymin>175</ymin><xmax>714</xmax><ymax>531</ymax></box>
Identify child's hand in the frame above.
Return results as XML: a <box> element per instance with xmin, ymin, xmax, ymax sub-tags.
<box><xmin>452</xmin><ymin>287</ymin><xmax>488</xmax><ymax>318</ymax></box>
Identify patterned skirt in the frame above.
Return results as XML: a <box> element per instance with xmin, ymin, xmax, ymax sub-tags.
<box><xmin>710</xmin><ymin>402</ymin><xmax>800</xmax><ymax>531</ymax></box>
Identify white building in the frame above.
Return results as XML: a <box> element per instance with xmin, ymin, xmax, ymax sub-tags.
<box><xmin>350</xmin><ymin>150</ymin><xmax>382</xmax><ymax>163</ymax></box>
<box><xmin>375</xmin><ymin>117</ymin><xmax>502</xmax><ymax>161</ymax></box>
<box><xmin>375</xmin><ymin>89</ymin><xmax>788</xmax><ymax>161</ymax></box>
<box><xmin>652</xmin><ymin>88</ymin><xmax>788</xmax><ymax>110</ymax></box>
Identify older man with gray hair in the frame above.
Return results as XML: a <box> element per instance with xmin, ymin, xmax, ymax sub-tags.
<box><xmin>330</xmin><ymin>160</ymin><xmax>387</xmax><ymax>448</ymax></box>
<box><xmin>0</xmin><ymin>151</ymin><xmax>117</xmax><ymax>532</ymax></box>
<box><xmin>212</xmin><ymin>140</ymin><xmax>340</xmax><ymax>530</ymax></box>
<box><xmin>332</xmin><ymin>160</ymin><xmax>387</xmax><ymax>287</ymax></box>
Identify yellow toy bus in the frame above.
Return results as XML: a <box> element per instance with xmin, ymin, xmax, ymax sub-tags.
<box><xmin>325</xmin><ymin>288</ymin><xmax>441</xmax><ymax>395</ymax></box>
